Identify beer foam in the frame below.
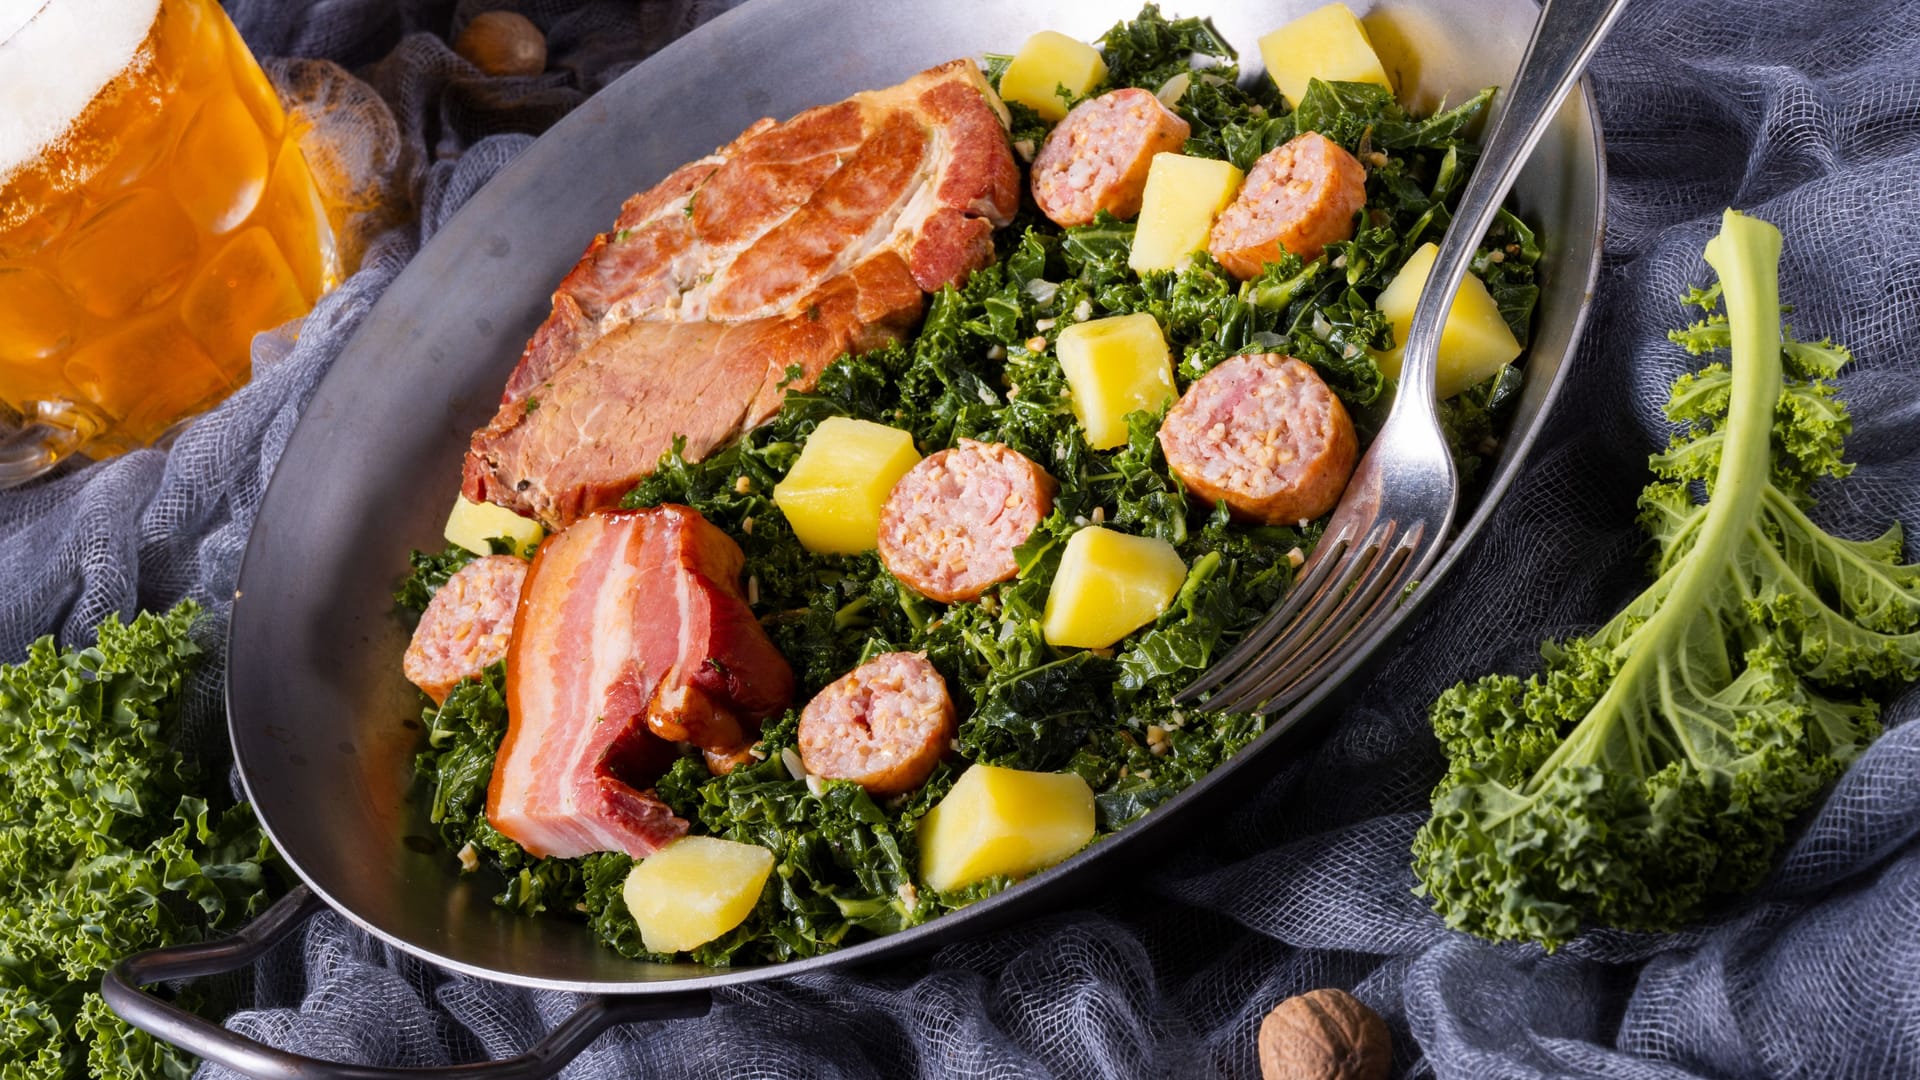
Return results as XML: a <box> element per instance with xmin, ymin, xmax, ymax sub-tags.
<box><xmin>0</xmin><ymin>0</ymin><xmax>164</xmax><ymax>183</ymax></box>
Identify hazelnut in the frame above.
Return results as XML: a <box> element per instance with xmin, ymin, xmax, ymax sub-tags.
<box><xmin>454</xmin><ymin>11</ymin><xmax>547</xmax><ymax>78</ymax></box>
<box><xmin>1257</xmin><ymin>988</ymin><xmax>1390</xmax><ymax>1080</ymax></box>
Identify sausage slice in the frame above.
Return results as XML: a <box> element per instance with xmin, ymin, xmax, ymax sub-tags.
<box><xmin>797</xmin><ymin>652</ymin><xmax>956</xmax><ymax>796</ymax></box>
<box><xmin>1157</xmin><ymin>354</ymin><xmax>1358</xmax><ymax>524</ymax></box>
<box><xmin>1030</xmin><ymin>88</ymin><xmax>1192</xmax><ymax>228</ymax></box>
<box><xmin>403</xmin><ymin>554</ymin><xmax>528</xmax><ymax>703</ymax></box>
<box><xmin>878</xmin><ymin>439</ymin><xmax>1055</xmax><ymax>603</ymax></box>
<box><xmin>1206</xmin><ymin>132</ymin><xmax>1367</xmax><ymax>278</ymax></box>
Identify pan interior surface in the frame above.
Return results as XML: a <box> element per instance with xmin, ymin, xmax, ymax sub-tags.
<box><xmin>227</xmin><ymin>0</ymin><xmax>1604</xmax><ymax>992</ymax></box>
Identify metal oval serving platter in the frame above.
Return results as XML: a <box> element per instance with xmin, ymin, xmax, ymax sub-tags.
<box><xmin>228</xmin><ymin>0</ymin><xmax>1600</xmax><ymax>998</ymax></box>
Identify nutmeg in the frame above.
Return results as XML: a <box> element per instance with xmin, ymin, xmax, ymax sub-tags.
<box><xmin>454</xmin><ymin>11</ymin><xmax>547</xmax><ymax>78</ymax></box>
<box><xmin>1257</xmin><ymin>988</ymin><xmax>1390</xmax><ymax>1080</ymax></box>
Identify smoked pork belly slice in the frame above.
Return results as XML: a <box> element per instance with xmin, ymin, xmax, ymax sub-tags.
<box><xmin>462</xmin><ymin>59</ymin><xmax>1020</xmax><ymax>529</ymax></box>
<box><xmin>487</xmin><ymin>505</ymin><xmax>794</xmax><ymax>859</ymax></box>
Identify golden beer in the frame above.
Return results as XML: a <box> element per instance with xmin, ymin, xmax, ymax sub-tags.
<box><xmin>0</xmin><ymin>0</ymin><xmax>338</xmax><ymax>460</ymax></box>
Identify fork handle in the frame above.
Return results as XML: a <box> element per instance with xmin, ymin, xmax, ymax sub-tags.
<box><xmin>1396</xmin><ymin>0</ymin><xmax>1631</xmax><ymax>417</ymax></box>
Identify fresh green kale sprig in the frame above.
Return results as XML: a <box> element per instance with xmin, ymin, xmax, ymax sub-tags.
<box><xmin>1412</xmin><ymin>210</ymin><xmax>1920</xmax><ymax>948</ymax></box>
<box><xmin>0</xmin><ymin>604</ymin><xmax>280</xmax><ymax>1078</ymax></box>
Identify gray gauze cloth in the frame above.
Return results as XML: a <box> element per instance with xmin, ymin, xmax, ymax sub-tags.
<box><xmin>2</xmin><ymin>0</ymin><xmax>1917</xmax><ymax>1076</ymax></box>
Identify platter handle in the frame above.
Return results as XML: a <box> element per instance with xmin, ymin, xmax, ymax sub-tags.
<box><xmin>101</xmin><ymin>884</ymin><xmax>713</xmax><ymax>1078</ymax></box>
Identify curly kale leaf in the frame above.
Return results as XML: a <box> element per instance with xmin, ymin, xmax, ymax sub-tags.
<box><xmin>419</xmin><ymin>662</ymin><xmax>508</xmax><ymax>839</ymax></box>
<box><xmin>1438</xmin><ymin>363</ymin><xmax>1525</xmax><ymax>487</ymax></box>
<box><xmin>394</xmin><ymin>544</ymin><xmax>472</xmax><ymax>612</ymax></box>
<box><xmin>1099</xmin><ymin>3</ymin><xmax>1235</xmax><ymax>89</ymax></box>
<box><xmin>1065</xmin><ymin>707</ymin><xmax>1266</xmax><ymax>830</ymax></box>
<box><xmin>1105</xmin><ymin>407</ymin><xmax>1190</xmax><ymax>545</ymax></box>
<box><xmin>395</xmin><ymin>540</ymin><xmax>524</xmax><ymax>613</ymax></box>
<box><xmin>1652</xmin><ymin>324</ymin><xmax>1855</xmax><ymax>501</ymax></box>
<box><xmin>1476</xmin><ymin>210</ymin><xmax>1543</xmax><ymax>344</ymax></box>
<box><xmin>1117</xmin><ymin>550</ymin><xmax>1238</xmax><ymax>703</ymax></box>
<box><xmin>959</xmin><ymin>652</ymin><xmax>1115</xmax><ymax>771</ymax></box>
<box><xmin>1413</xmin><ymin>211</ymin><xmax>1917</xmax><ymax>948</ymax></box>
<box><xmin>0</xmin><ymin>603</ymin><xmax>280</xmax><ymax>1078</ymax></box>
<box><xmin>1052</xmin><ymin>224</ymin><xmax>1386</xmax><ymax>411</ymax></box>
<box><xmin>651</xmin><ymin>755</ymin><xmax>928</xmax><ymax>963</ymax></box>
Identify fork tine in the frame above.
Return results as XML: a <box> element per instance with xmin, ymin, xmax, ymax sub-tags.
<box><xmin>1196</xmin><ymin>519</ymin><xmax>1395</xmax><ymax>714</ymax></box>
<box><xmin>1239</xmin><ymin>522</ymin><xmax>1429</xmax><ymax>717</ymax></box>
<box><xmin>1162</xmin><ymin>0</ymin><xmax>1629</xmax><ymax>721</ymax></box>
<box><xmin>1172</xmin><ymin>521</ymin><xmax>1358</xmax><ymax>706</ymax></box>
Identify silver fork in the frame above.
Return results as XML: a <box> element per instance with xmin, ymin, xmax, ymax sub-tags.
<box><xmin>1177</xmin><ymin>0</ymin><xmax>1631</xmax><ymax>717</ymax></box>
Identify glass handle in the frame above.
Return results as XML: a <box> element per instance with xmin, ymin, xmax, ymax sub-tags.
<box><xmin>0</xmin><ymin>401</ymin><xmax>92</xmax><ymax>488</ymax></box>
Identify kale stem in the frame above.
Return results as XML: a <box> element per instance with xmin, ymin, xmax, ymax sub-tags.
<box><xmin>834</xmin><ymin>596</ymin><xmax>872</xmax><ymax>630</ymax></box>
<box><xmin>1523</xmin><ymin>211</ymin><xmax>1784</xmax><ymax>790</ymax></box>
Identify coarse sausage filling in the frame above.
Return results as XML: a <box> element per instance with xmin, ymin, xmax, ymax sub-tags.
<box><xmin>1030</xmin><ymin>87</ymin><xmax>1191</xmax><ymax>228</ymax></box>
<box><xmin>797</xmin><ymin>652</ymin><xmax>956</xmax><ymax>797</ymax></box>
<box><xmin>1207</xmin><ymin>131</ymin><xmax>1368</xmax><ymax>279</ymax></box>
<box><xmin>1158</xmin><ymin>353</ymin><xmax>1358</xmax><ymax>525</ymax></box>
<box><xmin>403</xmin><ymin>554</ymin><xmax>528</xmax><ymax>705</ymax></box>
<box><xmin>878</xmin><ymin>439</ymin><xmax>1056</xmax><ymax>603</ymax></box>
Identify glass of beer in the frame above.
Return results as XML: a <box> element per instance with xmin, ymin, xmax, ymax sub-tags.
<box><xmin>0</xmin><ymin>0</ymin><xmax>339</xmax><ymax>486</ymax></box>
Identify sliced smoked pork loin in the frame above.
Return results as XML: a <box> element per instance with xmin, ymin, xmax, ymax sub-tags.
<box><xmin>487</xmin><ymin>505</ymin><xmax>794</xmax><ymax>859</ymax></box>
<box><xmin>464</xmin><ymin>60</ymin><xmax>1021</xmax><ymax>528</ymax></box>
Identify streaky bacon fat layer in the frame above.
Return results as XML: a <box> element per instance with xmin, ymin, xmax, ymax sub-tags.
<box><xmin>488</xmin><ymin>505</ymin><xmax>794</xmax><ymax>858</ymax></box>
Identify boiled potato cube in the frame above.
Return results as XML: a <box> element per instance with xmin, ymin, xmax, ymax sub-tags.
<box><xmin>773</xmin><ymin>417</ymin><xmax>922</xmax><ymax>555</ymax></box>
<box><xmin>622</xmin><ymin>836</ymin><xmax>774</xmax><ymax>954</ymax></box>
<box><xmin>1056</xmin><ymin>312</ymin><xmax>1177</xmax><ymax>450</ymax></box>
<box><xmin>444</xmin><ymin>495</ymin><xmax>543</xmax><ymax>558</ymax></box>
<box><xmin>1128</xmin><ymin>153</ymin><xmax>1244</xmax><ymax>275</ymax></box>
<box><xmin>1042</xmin><ymin>526</ymin><xmax>1187</xmax><ymax>649</ymax></box>
<box><xmin>1258</xmin><ymin>3</ymin><xmax>1394</xmax><ymax>109</ymax></box>
<box><xmin>1373</xmin><ymin>242</ymin><xmax>1524</xmax><ymax>399</ymax></box>
<box><xmin>999</xmin><ymin>30</ymin><xmax>1108</xmax><ymax>122</ymax></box>
<box><xmin>919</xmin><ymin>763</ymin><xmax>1096</xmax><ymax>893</ymax></box>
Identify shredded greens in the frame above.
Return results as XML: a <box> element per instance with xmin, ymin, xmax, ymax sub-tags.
<box><xmin>1412</xmin><ymin>211</ymin><xmax>1918</xmax><ymax>948</ymax></box>
<box><xmin>406</xmin><ymin>4</ymin><xmax>1541</xmax><ymax>966</ymax></box>
<box><xmin>0</xmin><ymin>603</ymin><xmax>280</xmax><ymax>1078</ymax></box>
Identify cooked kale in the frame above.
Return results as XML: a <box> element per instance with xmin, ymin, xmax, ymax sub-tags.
<box><xmin>410</xmin><ymin>4</ymin><xmax>1543</xmax><ymax>966</ymax></box>
<box><xmin>393</xmin><ymin>537</ymin><xmax>521</xmax><ymax>614</ymax></box>
<box><xmin>394</xmin><ymin>543</ymin><xmax>478</xmax><ymax>612</ymax></box>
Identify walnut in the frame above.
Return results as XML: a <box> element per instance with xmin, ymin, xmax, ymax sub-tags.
<box><xmin>1257</xmin><ymin>988</ymin><xmax>1390</xmax><ymax>1080</ymax></box>
<box><xmin>454</xmin><ymin>11</ymin><xmax>548</xmax><ymax>78</ymax></box>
